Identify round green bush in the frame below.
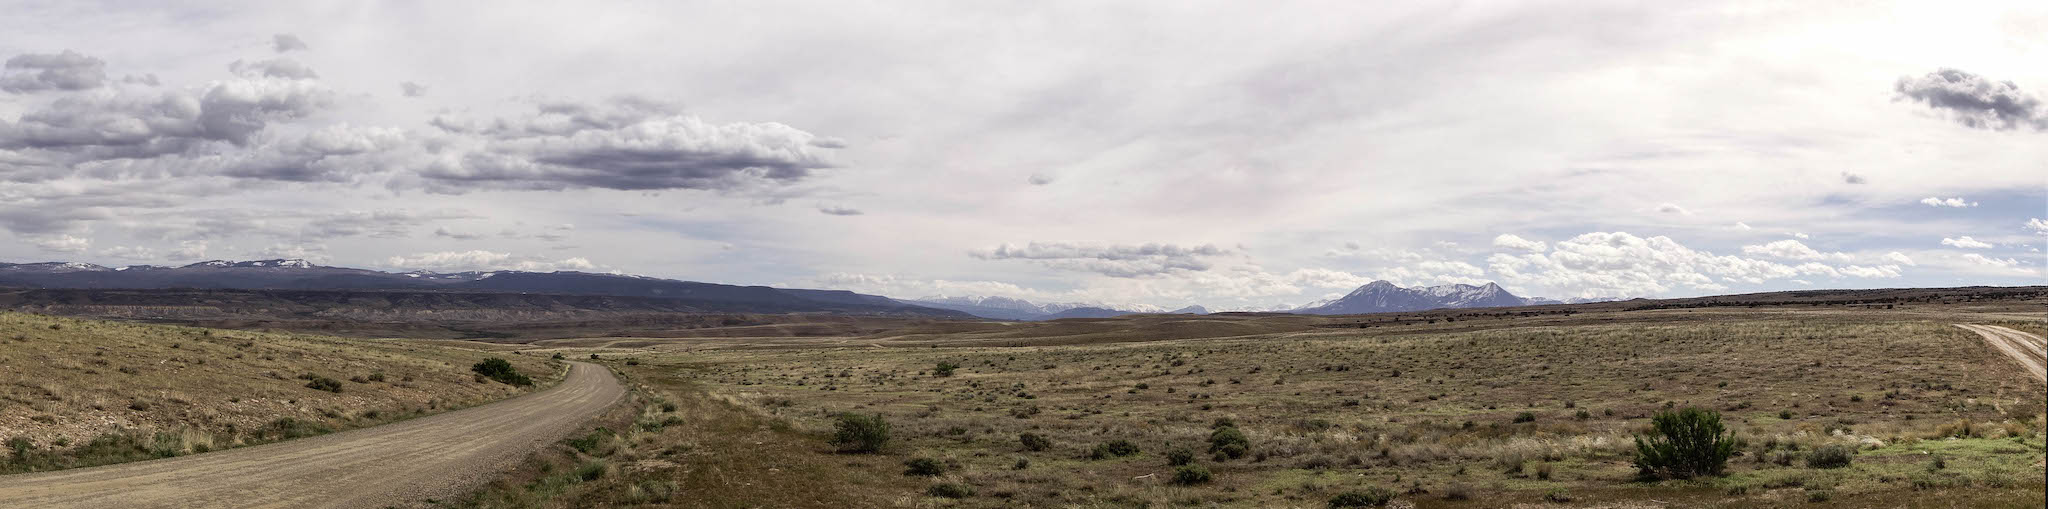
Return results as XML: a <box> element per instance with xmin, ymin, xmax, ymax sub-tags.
<box><xmin>1019</xmin><ymin>432</ymin><xmax>1051</xmax><ymax>452</ymax></box>
<box><xmin>830</xmin><ymin>413</ymin><xmax>891</xmax><ymax>453</ymax></box>
<box><xmin>1171</xmin><ymin>464</ymin><xmax>1213</xmax><ymax>485</ymax></box>
<box><xmin>902</xmin><ymin>457</ymin><xmax>945</xmax><ymax>476</ymax></box>
<box><xmin>1328</xmin><ymin>487</ymin><xmax>1394</xmax><ymax>507</ymax></box>
<box><xmin>1209</xmin><ymin>426</ymin><xmax>1250</xmax><ymax>459</ymax></box>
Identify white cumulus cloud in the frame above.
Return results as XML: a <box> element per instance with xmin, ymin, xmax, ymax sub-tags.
<box><xmin>1491</xmin><ymin>234</ymin><xmax>1547</xmax><ymax>253</ymax></box>
<box><xmin>1918</xmin><ymin>197</ymin><xmax>1976</xmax><ymax>207</ymax></box>
<box><xmin>1940</xmin><ymin>236</ymin><xmax>1993</xmax><ymax>249</ymax></box>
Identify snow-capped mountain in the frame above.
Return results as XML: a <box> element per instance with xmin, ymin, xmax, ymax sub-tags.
<box><xmin>1292</xmin><ymin>280</ymin><xmax>1530</xmax><ymax>315</ymax></box>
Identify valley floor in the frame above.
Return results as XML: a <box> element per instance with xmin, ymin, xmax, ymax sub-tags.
<box><xmin>462</xmin><ymin>305</ymin><xmax>2047</xmax><ymax>508</ymax></box>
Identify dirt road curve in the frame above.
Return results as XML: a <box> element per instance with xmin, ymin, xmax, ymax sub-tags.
<box><xmin>1956</xmin><ymin>324</ymin><xmax>2047</xmax><ymax>382</ymax></box>
<box><xmin>0</xmin><ymin>361</ymin><xmax>624</xmax><ymax>509</ymax></box>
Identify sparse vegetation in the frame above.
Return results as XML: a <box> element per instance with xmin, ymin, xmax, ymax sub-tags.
<box><xmin>303</xmin><ymin>375</ymin><xmax>344</xmax><ymax>393</ymax></box>
<box><xmin>0</xmin><ymin>312</ymin><xmax>555</xmax><ymax>474</ymax></box>
<box><xmin>1805</xmin><ymin>444</ymin><xmax>1855</xmax><ymax>469</ymax></box>
<box><xmin>1328</xmin><ymin>487</ymin><xmax>1395</xmax><ymax>507</ymax></box>
<box><xmin>470</xmin><ymin>358</ymin><xmax>533</xmax><ymax>386</ymax></box>
<box><xmin>1088</xmin><ymin>439</ymin><xmax>1140</xmax><ymax>460</ymax></box>
<box><xmin>1018</xmin><ymin>432</ymin><xmax>1051</xmax><ymax>451</ymax></box>
<box><xmin>902</xmin><ymin>457</ymin><xmax>945</xmax><ymax>476</ymax></box>
<box><xmin>926</xmin><ymin>482</ymin><xmax>974</xmax><ymax>499</ymax></box>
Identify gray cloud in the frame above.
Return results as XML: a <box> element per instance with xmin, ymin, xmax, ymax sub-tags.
<box><xmin>0</xmin><ymin>55</ymin><xmax>348</xmax><ymax>183</ymax></box>
<box><xmin>302</xmin><ymin>209</ymin><xmax>473</xmax><ymax>239</ymax></box>
<box><xmin>972</xmin><ymin>241</ymin><xmax>1230</xmax><ymax>277</ymax></box>
<box><xmin>817</xmin><ymin>205</ymin><xmax>862</xmax><ymax>216</ymax></box>
<box><xmin>410</xmin><ymin>97</ymin><xmax>836</xmax><ymax>194</ymax></box>
<box><xmin>494</xmin><ymin>223</ymin><xmax>573</xmax><ymax>242</ymax></box>
<box><xmin>272</xmin><ymin>34</ymin><xmax>309</xmax><ymax>53</ymax></box>
<box><xmin>399</xmin><ymin>81</ymin><xmax>426</xmax><ymax>97</ymax></box>
<box><xmin>434</xmin><ymin>227</ymin><xmax>480</xmax><ymax>240</ymax></box>
<box><xmin>230</xmin><ymin>58</ymin><xmax>319</xmax><ymax>79</ymax></box>
<box><xmin>0</xmin><ymin>77</ymin><xmax>331</xmax><ymax>156</ymax></box>
<box><xmin>1027</xmin><ymin>173</ymin><xmax>1054</xmax><ymax>185</ymax></box>
<box><xmin>1840</xmin><ymin>172</ymin><xmax>1866</xmax><ymax>184</ymax></box>
<box><xmin>1895</xmin><ymin>69</ymin><xmax>2046</xmax><ymax>131</ymax></box>
<box><xmin>1</xmin><ymin>50</ymin><xmax>106</xmax><ymax>93</ymax></box>
<box><xmin>0</xmin><ymin>180</ymin><xmax>201</xmax><ymax>234</ymax></box>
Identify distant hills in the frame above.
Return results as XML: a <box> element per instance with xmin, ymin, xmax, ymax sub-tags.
<box><xmin>0</xmin><ymin>260</ymin><xmax>1621</xmax><ymax>321</ymax></box>
<box><xmin>908</xmin><ymin>296</ymin><xmax>1204</xmax><ymax>321</ymax></box>
<box><xmin>919</xmin><ymin>281</ymin><xmax>1615</xmax><ymax>320</ymax></box>
<box><xmin>0</xmin><ymin>259</ymin><xmax>963</xmax><ymax>317</ymax></box>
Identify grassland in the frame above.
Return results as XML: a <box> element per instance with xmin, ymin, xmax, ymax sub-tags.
<box><xmin>465</xmin><ymin>305</ymin><xmax>2045</xmax><ymax>508</ymax></box>
<box><xmin>0</xmin><ymin>312</ymin><xmax>560</xmax><ymax>473</ymax></box>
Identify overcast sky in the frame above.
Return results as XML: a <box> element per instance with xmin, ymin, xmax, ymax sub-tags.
<box><xmin>2</xmin><ymin>1</ymin><xmax>2043</xmax><ymax>310</ymax></box>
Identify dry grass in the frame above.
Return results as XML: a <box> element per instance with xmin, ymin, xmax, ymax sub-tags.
<box><xmin>577</xmin><ymin>310</ymin><xmax>2045</xmax><ymax>507</ymax></box>
<box><xmin>452</xmin><ymin>365</ymin><xmax>924</xmax><ymax>508</ymax></box>
<box><xmin>0</xmin><ymin>312</ymin><xmax>559</xmax><ymax>473</ymax></box>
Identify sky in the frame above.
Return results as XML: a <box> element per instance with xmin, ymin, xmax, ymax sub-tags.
<box><xmin>1</xmin><ymin>1</ymin><xmax>2043</xmax><ymax>311</ymax></box>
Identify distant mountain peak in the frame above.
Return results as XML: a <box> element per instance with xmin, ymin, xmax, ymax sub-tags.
<box><xmin>1298</xmin><ymin>280</ymin><xmax>1527</xmax><ymax>315</ymax></box>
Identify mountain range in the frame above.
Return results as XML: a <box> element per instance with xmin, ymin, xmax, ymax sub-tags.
<box><xmin>0</xmin><ymin>259</ymin><xmax>963</xmax><ymax>317</ymax></box>
<box><xmin>0</xmin><ymin>259</ymin><xmax>1609</xmax><ymax>320</ymax></box>
<box><xmin>905</xmin><ymin>295</ymin><xmax>1188</xmax><ymax>321</ymax></box>
<box><xmin>921</xmin><ymin>281</ymin><xmax>1612</xmax><ymax>320</ymax></box>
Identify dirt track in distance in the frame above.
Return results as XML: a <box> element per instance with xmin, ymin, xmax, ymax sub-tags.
<box><xmin>1957</xmin><ymin>323</ymin><xmax>2047</xmax><ymax>382</ymax></box>
<box><xmin>0</xmin><ymin>361</ymin><xmax>624</xmax><ymax>509</ymax></box>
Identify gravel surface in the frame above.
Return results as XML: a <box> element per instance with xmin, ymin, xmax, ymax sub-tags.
<box><xmin>1957</xmin><ymin>323</ymin><xmax>2047</xmax><ymax>382</ymax></box>
<box><xmin>0</xmin><ymin>361</ymin><xmax>624</xmax><ymax>508</ymax></box>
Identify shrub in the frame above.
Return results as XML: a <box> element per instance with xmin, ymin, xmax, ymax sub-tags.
<box><xmin>574</xmin><ymin>460</ymin><xmax>606</xmax><ymax>481</ymax></box>
<box><xmin>304</xmin><ymin>376</ymin><xmax>343</xmax><ymax>393</ymax></box>
<box><xmin>903</xmin><ymin>457</ymin><xmax>946</xmax><ymax>476</ymax></box>
<box><xmin>566</xmin><ymin>428</ymin><xmax>614</xmax><ymax>455</ymax></box>
<box><xmin>1171</xmin><ymin>464</ymin><xmax>1213</xmax><ymax>485</ymax></box>
<box><xmin>933</xmin><ymin>362</ymin><xmax>958</xmax><ymax>377</ymax></box>
<box><xmin>1542</xmin><ymin>488</ymin><xmax>1572</xmax><ymax>503</ymax></box>
<box><xmin>1328</xmin><ymin>487</ymin><xmax>1395</xmax><ymax>507</ymax></box>
<box><xmin>263</xmin><ymin>417</ymin><xmax>330</xmax><ymax>440</ymax></box>
<box><xmin>6</xmin><ymin>436</ymin><xmax>33</xmax><ymax>457</ymax></box>
<box><xmin>1442</xmin><ymin>483</ymin><xmax>1474</xmax><ymax>500</ymax></box>
<box><xmin>1089</xmin><ymin>440</ymin><xmax>1139</xmax><ymax>460</ymax></box>
<box><xmin>831</xmin><ymin>413</ymin><xmax>891</xmax><ymax>453</ymax></box>
<box><xmin>1804</xmin><ymin>445</ymin><xmax>1854</xmax><ymax>469</ymax></box>
<box><xmin>1514</xmin><ymin>412</ymin><xmax>1537</xmax><ymax>423</ymax></box>
<box><xmin>1166</xmin><ymin>447</ymin><xmax>1195</xmax><ymax>466</ymax></box>
<box><xmin>551</xmin><ymin>352</ymin><xmax>565</xmax><ymax>360</ymax></box>
<box><xmin>1633</xmin><ymin>407</ymin><xmax>1740</xmax><ymax>479</ymax></box>
<box><xmin>927</xmin><ymin>482</ymin><xmax>974</xmax><ymax>499</ymax></box>
<box><xmin>471</xmin><ymin>358</ymin><xmax>533</xmax><ymax>386</ymax></box>
<box><xmin>1019</xmin><ymin>432</ymin><xmax>1051</xmax><ymax>452</ymax></box>
<box><xmin>1209</xmin><ymin>426</ymin><xmax>1250</xmax><ymax>459</ymax></box>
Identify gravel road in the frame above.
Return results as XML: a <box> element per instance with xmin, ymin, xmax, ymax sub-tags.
<box><xmin>0</xmin><ymin>361</ymin><xmax>624</xmax><ymax>508</ymax></box>
<box><xmin>1956</xmin><ymin>323</ymin><xmax>2047</xmax><ymax>382</ymax></box>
